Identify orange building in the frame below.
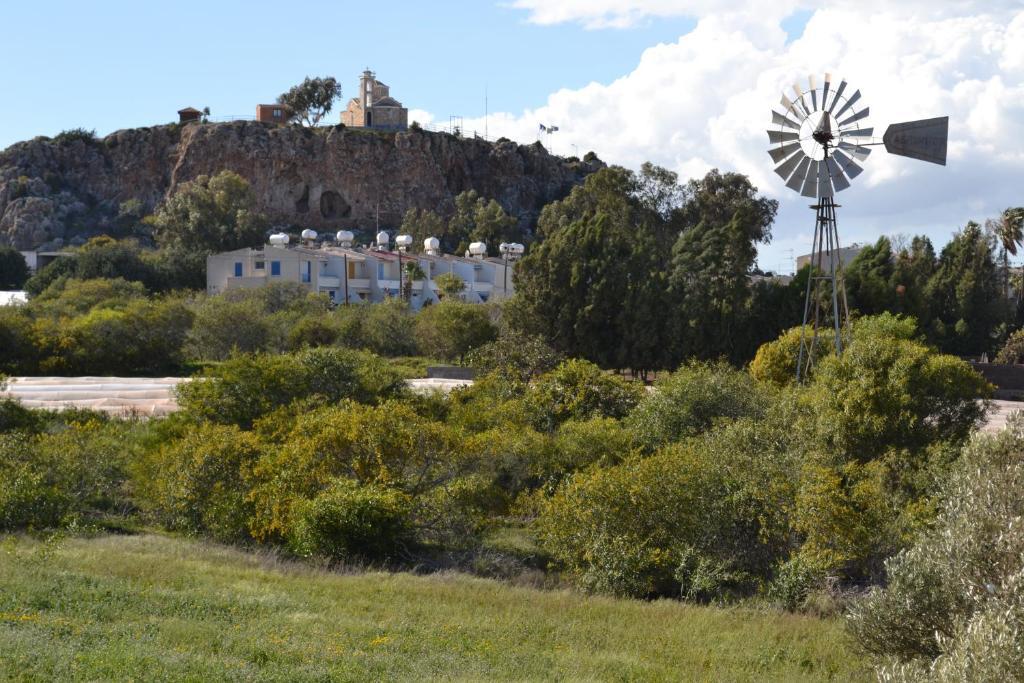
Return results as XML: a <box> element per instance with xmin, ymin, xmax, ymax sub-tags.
<box><xmin>256</xmin><ymin>103</ymin><xmax>290</xmax><ymax>124</ymax></box>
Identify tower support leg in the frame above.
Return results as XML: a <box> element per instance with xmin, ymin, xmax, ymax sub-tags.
<box><xmin>796</xmin><ymin>195</ymin><xmax>850</xmax><ymax>382</ymax></box>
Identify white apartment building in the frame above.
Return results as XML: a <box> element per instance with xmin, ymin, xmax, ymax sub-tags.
<box><xmin>206</xmin><ymin>234</ymin><xmax>519</xmax><ymax>309</ymax></box>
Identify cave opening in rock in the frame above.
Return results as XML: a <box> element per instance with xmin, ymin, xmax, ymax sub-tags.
<box><xmin>319</xmin><ymin>190</ymin><xmax>350</xmax><ymax>219</ymax></box>
<box><xmin>295</xmin><ymin>185</ymin><xmax>310</xmax><ymax>214</ymax></box>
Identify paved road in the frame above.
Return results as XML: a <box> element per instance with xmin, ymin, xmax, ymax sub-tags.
<box><xmin>1</xmin><ymin>376</ymin><xmax>473</xmax><ymax>416</ymax></box>
<box><xmin>979</xmin><ymin>399</ymin><xmax>1024</xmax><ymax>435</ymax></box>
<box><xmin>3</xmin><ymin>377</ymin><xmax>1021</xmax><ymax>432</ymax></box>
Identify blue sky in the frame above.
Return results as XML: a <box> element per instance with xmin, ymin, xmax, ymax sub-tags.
<box><xmin>0</xmin><ymin>1</ymin><xmax>704</xmax><ymax>146</ymax></box>
<box><xmin>3</xmin><ymin>2</ymin><xmax>1020</xmax><ymax>274</ymax></box>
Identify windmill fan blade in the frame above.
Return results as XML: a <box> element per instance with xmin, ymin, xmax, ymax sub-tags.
<box><xmin>767</xmin><ymin>130</ymin><xmax>800</xmax><ymax>144</ymax></box>
<box><xmin>780</xmin><ymin>94</ymin><xmax>798</xmax><ymax>116</ymax></box>
<box><xmin>809</xmin><ymin>74</ymin><xmax>818</xmax><ymax>111</ymax></box>
<box><xmin>822</xmin><ymin>73</ymin><xmax>832</xmax><ymax>111</ymax></box>
<box><xmin>772</xmin><ymin>110</ymin><xmax>801</xmax><ymax>130</ymax></box>
<box><xmin>839</xmin><ymin>127</ymin><xmax>874</xmax><ymax>137</ymax></box>
<box><xmin>883</xmin><ymin>116</ymin><xmax>948</xmax><ymax>165</ymax></box>
<box><xmin>775</xmin><ymin>150</ymin><xmax>806</xmax><ymax>180</ymax></box>
<box><xmin>826</xmin><ymin>157</ymin><xmax>851</xmax><ymax>192</ymax></box>
<box><xmin>833</xmin><ymin>149</ymin><xmax>864</xmax><ymax>179</ymax></box>
<box><xmin>838</xmin><ymin>107</ymin><xmax>870</xmax><ymax>128</ymax></box>
<box><xmin>786</xmin><ymin>156</ymin><xmax>812</xmax><ymax>192</ymax></box>
<box><xmin>838</xmin><ymin>141</ymin><xmax>871</xmax><ymax>161</ymax></box>
<box><xmin>792</xmin><ymin>83</ymin><xmax>810</xmax><ymax>116</ymax></box>
<box><xmin>833</xmin><ymin>89</ymin><xmax>862</xmax><ymax>119</ymax></box>
<box><xmin>801</xmin><ymin>160</ymin><xmax>820</xmax><ymax>197</ymax></box>
<box><xmin>828</xmin><ymin>80</ymin><xmax>848</xmax><ymax>112</ymax></box>
<box><xmin>768</xmin><ymin>142</ymin><xmax>802</xmax><ymax>163</ymax></box>
<box><xmin>817</xmin><ymin>159</ymin><xmax>833</xmax><ymax>197</ymax></box>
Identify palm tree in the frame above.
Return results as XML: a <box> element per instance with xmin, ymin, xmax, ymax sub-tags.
<box><xmin>402</xmin><ymin>261</ymin><xmax>426</xmax><ymax>301</ymax></box>
<box><xmin>993</xmin><ymin>207</ymin><xmax>1024</xmax><ymax>301</ymax></box>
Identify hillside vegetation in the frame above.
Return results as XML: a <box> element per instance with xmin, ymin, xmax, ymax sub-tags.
<box><xmin>0</xmin><ymin>533</ymin><xmax>868</xmax><ymax>681</ymax></box>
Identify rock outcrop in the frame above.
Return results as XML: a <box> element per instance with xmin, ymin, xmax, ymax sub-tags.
<box><xmin>0</xmin><ymin>121</ymin><xmax>603</xmax><ymax>250</ymax></box>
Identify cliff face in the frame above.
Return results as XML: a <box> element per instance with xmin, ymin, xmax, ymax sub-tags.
<box><xmin>0</xmin><ymin>121</ymin><xmax>602</xmax><ymax>250</ymax></box>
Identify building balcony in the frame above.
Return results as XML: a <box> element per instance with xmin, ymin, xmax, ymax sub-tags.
<box><xmin>318</xmin><ymin>275</ymin><xmax>341</xmax><ymax>288</ymax></box>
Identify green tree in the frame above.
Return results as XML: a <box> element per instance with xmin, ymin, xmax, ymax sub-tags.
<box><xmin>471</xmin><ymin>199</ymin><xmax>518</xmax><ymax>254</ymax></box>
<box><xmin>925</xmin><ymin>222</ymin><xmax>1000</xmax><ymax>354</ymax></box>
<box><xmin>844</xmin><ymin>236</ymin><xmax>896</xmax><ymax>316</ymax></box>
<box><xmin>445</xmin><ymin>191</ymin><xmax>520</xmax><ymax>255</ymax></box>
<box><xmin>151</xmin><ymin>171</ymin><xmax>268</xmax><ymax>253</ymax></box>
<box><xmin>414</xmin><ymin>301</ymin><xmax>497</xmax><ymax>363</ymax></box>
<box><xmin>667</xmin><ymin>171</ymin><xmax>778</xmax><ymax>364</ymax></box>
<box><xmin>0</xmin><ymin>247</ymin><xmax>29</xmax><ymax>289</ymax></box>
<box><xmin>891</xmin><ymin>235</ymin><xmax>936</xmax><ymax>324</ymax></box>
<box><xmin>277</xmin><ymin>76</ymin><xmax>342</xmax><ymax>127</ymax></box>
<box><xmin>400</xmin><ymin>208</ymin><xmax>444</xmax><ymax>246</ymax></box>
<box><xmin>512</xmin><ymin>167</ymin><xmax>669</xmax><ymax>372</ymax></box>
<box><xmin>466</xmin><ymin>332</ymin><xmax>562</xmax><ymax>383</ymax></box>
<box><xmin>987</xmin><ymin>207</ymin><xmax>1024</xmax><ymax>302</ymax></box>
<box><xmin>402</xmin><ymin>261</ymin><xmax>425</xmax><ymax>301</ymax></box>
<box><xmin>433</xmin><ymin>272</ymin><xmax>465</xmax><ymax>300</ymax></box>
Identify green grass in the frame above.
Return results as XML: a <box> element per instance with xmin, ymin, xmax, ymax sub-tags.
<box><xmin>0</xmin><ymin>533</ymin><xmax>869</xmax><ymax>681</ymax></box>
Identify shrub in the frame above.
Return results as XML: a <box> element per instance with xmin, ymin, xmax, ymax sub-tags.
<box><xmin>187</xmin><ymin>296</ymin><xmax>270</xmax><ymax>360</ymax></box>
<box><xmin>767</xmin><ymin>556</ymin><xmax>824</xmax><ymax>612</ymax></box>
<box><xmin>286</xmin><ymin>314</ymin><xmax>340</xmax><ymax>350</ymax></box>
<box><xmin>749</xmin><ymin>326</ymin><xmax>833</xmax><ymax>387</ymax></box>
<box><xmin>793</xmin><ymin>459</ymin><xmax>896</xmax><ymax>579</ymax></box>
<box><xmin>466</xmin><ymin>332</ymin><xmax>563</xmax><ymax>383</ymax></box>
<box><xmin>176</xmin><ymin>348</ymin><xmax>404</xmax><ymax>428</ymax></box>
<box><xmin>807</xmin><ymin>330</ymin><xmax>991</xmax><ymax>461</ymax></box>
<box><xmin>848</xmin><ymin>415</ymin><xmax>1024</xmax><ymax>678</ymax></box>
<box><xmin>994</xmin><ymin>327</ymin><xmax>1024</xmax><ymax>364</ymax></box>
<box><xmin>139</xmin><ymin>423</ymin><xmax>262</xmax><ymax>542</ymax></box>
<box><xmin>0</xmin><ymin>246</ymin><xmax>29</xmax><ymax>289</ymax></box>
<box><xmin>53</xmin><ymin>128</ymin><xmax>97</xmax><ymax>145</ymax></box>
<box><xmin>287</xmin><ymin>479</ymin><xmax>413</xmax><ymax>562</ymax></box>
<box><xmin>59</xmin><ymin>298</ymin><xmax>192</xmax><ymax>374</ymax></box>
<box><xmin>414</xmin><ymin>300</ymin><xmax>497</xmax><ymax>363</ymax></box>
<box><xmin>523</xmin><ymin>359</ymin><xmax>645</xmax><ymax>433</ymax></box>
<box><xmin>0</xmin><ymin>307</ymin><xmax>38</xmax><ymax>374</ymax></box>
<box><xmin>248</xmin><ymin>401</ymin><xmax>462</xmax><ymax>542</ymax></box>
<box><xmin>535</xmin><ymin>442</ymin><xmax>775</xmax><ymax>599</ymax></box>
<box><xmin>627</xmin><ymin>360</ymin><xmax>766</xmax><ymax>451</ymax></box>
<box><xmin>361</xmin><ymin>299</ymin><xmax>418</xmax><ymax>356</ymax></box>
<box><xmin>0</xmin><ymin>421</ymin><xmax>131</xmax><ymax>530</ymax></box>
<box><xmin>30</xmin><ymin>276</ymin><xmax>148</xmax><ymax>317</ymax></box>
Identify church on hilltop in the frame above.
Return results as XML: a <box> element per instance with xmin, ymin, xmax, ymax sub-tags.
<box><xmin>341</xmin><ymin>69</ymin><xmax>409</xmax><ymax>131</ymax></box>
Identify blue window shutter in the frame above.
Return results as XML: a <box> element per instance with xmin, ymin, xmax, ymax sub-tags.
<box><xmin>271</xmin><ymin>261</ymin><xmax>281</xmax><ymax>276</ymax></box>
<box><xmin>234</xmin><ymin>262</ymin><xmax>242</xmax><ymax>277</ymax></box>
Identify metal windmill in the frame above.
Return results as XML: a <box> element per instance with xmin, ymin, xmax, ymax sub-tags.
<box><xmin>766</xmin><ymin>73</ymin><xmax>948</xmax><ymax>381</ymax></box>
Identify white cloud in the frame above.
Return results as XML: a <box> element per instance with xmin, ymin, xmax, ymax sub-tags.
<box><xmin>511</xmin><ymin>0</ymin><xmax>1023</xmax><ymax>29</ymax></box>
<box><xmin>437</xmin><ymin>3</ymin><xmax>1024</xmax><ymax>272</ymax></box>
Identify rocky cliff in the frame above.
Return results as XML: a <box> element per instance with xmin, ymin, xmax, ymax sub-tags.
<box><xmin>0</xmin><ymin>121</ymin><xmax>602</xmax><ymax>250</ymax></box>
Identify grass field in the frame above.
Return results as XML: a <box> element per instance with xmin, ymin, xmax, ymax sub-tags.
<box><xmin>0</xmin><ymin>533</ymin><xmax>870</xmax><ymax>681</ymax></box>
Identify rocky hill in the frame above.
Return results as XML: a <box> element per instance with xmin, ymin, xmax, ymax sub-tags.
<box><xmin>0</xmin><ymin>121</ymin><xmax>603</xmax><ymax>250</ymax></box>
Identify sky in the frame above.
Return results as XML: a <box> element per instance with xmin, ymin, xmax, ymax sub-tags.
<box><xmin>1</xmin><ymin>1</ymin><xmax>1022</xmax><ymax>273</ymax></box>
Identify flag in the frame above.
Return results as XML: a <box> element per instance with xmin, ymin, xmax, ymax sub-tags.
<box><xmin>539</xmin><ymin>124</ymin><xmax>547</xmax><ymax>132</ymax></box>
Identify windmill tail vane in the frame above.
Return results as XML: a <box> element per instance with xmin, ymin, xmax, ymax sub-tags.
<box><xmin>765</xmin><ymin>72</ymin><xmax>949</xmax><ymax>381</ymax></box>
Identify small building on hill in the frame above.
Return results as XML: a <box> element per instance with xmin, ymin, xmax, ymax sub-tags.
<box><xmin>177</xmin><ymin>107</ymin><xmax>203</xmax><ymax>123</ymax></box>
<box><xmin>256</xmin><ymin>104</ymin><xmax>290</xmax><ymax>124</ymax></box>
<box><xmin>341</xmin><ymin>69</ymin><xmax>408</xmax><ymax>131</ymax></box>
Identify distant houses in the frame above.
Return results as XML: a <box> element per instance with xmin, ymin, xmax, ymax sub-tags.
<box><xmin>207</xmin><ymin>231</ymin><xmax>520</xmax><ymax>308</ymax></box>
